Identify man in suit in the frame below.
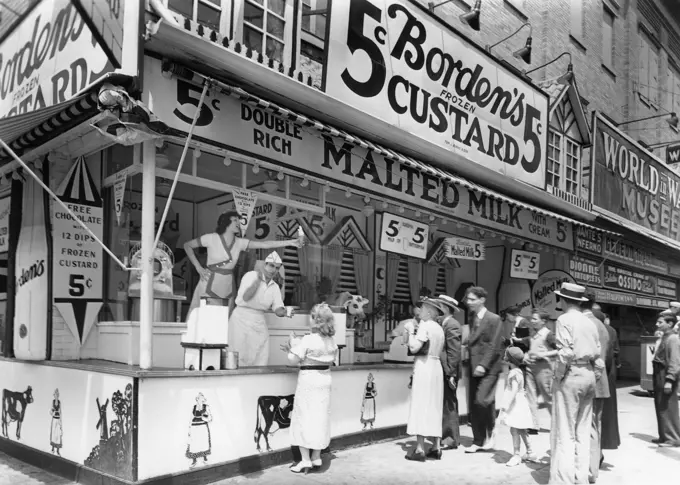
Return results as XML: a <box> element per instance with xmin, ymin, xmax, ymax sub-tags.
<box><xmin>550</xmin><ymin>283</ymin><xmax>604</xmax><ymax>485</ymax></box>
<box><xmin>463</xmin><ymin>286</ymin><xmax>504</xmax><ymax>453</ymax></box>
<box><xmin>437</xmin><ymin>295</ymin><xmax>462</xmax><ymax>450</ymax></box>
<box><xmin>582</xmin><ymin>290</ymin><xmax>610</xmax><ymax>484</ymax></box>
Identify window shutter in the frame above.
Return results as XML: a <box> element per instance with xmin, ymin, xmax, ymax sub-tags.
<box><xmin>393</xmin><ymin>259</ymin><xmax>411</xmax><ymax>304</ymax></box>
<box><xmin>674</xmin><ymin>69</ymin><xmax>680</xmax><ymax>115</ymax></box>
<box><xmin>650</xmin><ymin>46</ymin><xmax>660</xmax><ymax>105</ymax></box>
<box><xmin>337</xmin><ymin>250</ymin><xmax>358</xmax><ymax>295</ymax></box>
<box><xmin>638</xmin><ymin>33</ymin><xmax>649</xmax><ymax>99</ymax></box>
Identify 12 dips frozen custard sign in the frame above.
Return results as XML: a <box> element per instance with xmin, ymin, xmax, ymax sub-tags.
<box><xmin>326</xmin><ymin>0</ymin><xmax>549</xmax><ymax>188</ymax></box>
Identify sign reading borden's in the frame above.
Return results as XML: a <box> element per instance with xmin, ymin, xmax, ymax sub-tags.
<box><xmin>325</xmin><ymin>0</ymin><xmax>549</xmax><ymax>188</ymax></box>
<box><xmin>591</xmin><ymin>113</ymin><xmax>680</xmax><ymax>242</ymax></box>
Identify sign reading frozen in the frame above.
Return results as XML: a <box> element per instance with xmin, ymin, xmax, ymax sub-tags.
<box><xmin>325</xmin><ymin>0</ymin><xmax>549</xmax><ymax>188</ymax></box>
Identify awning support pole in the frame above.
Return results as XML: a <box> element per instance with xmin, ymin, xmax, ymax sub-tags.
<box><xmin>140</xmin><ymin>140</ymin><xmax>156</xmax><ymax>370</ymax></box>
<box><xmin>0</xmin><ymin>138</ymin><xmax>129</xmax><ymax>271</ymax></box>
<box><xmin>153</xmin><ymin>81</ymin><xmax>210</xmax><ymax>250</ymax></box>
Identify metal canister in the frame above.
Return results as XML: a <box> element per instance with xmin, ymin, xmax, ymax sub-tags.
<box><xmin>225</xmin><ymin>350</ymin><xmax>239</xmax><ymax>370</ymax></box>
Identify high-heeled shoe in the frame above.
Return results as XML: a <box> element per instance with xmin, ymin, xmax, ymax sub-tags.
<box><xmin>405</xmin><ymin>451</ymin><xmax>426</xmax><ymax>462</ymax></box>
<box><xmin>425</xmin><ymin>449</ymin><xmax>442</xmax><ymax>460</ymax></box>
<box><xmin>290</xmin><ymin>461</ymin><xmax>312</xmax><ymax>474</ymax></box>
<box><xmin>311</xmin><ymin>458</ymin><xmax>323</xmax><ymax>468</ymax></box>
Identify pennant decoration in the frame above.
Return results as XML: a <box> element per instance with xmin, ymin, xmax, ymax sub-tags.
<box><xmin>113</xmin><ymin>168</ymin><xmax>127</xmax><ymax>225</ymax></box>
<box><xmin>232</xmin><ymin>188</ymin><xmax>257</xmax><ymax>236</ymax></box>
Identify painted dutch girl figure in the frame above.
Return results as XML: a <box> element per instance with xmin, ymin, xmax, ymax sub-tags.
<box><xmin>50</xmin><ymin>389</ymin><xmax>63</xmax><ymax>455</ymax></box>
<box><xmin>360</xmin><ymin>373</ymin><xmax>377</xmax><ymax>429</ymax></box>
<box><xmin>186</xmin><ymin>393</ymin><xmax>213</xmax><ymax>468</ymax></box>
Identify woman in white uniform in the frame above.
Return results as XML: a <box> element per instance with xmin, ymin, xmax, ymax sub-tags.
<box><xmin>184</xmin><ymin>211</ymin><xmax>301</xmax><ymax>317</ymax></box>
<box><xmin>230</xmin><ymin>251</ymin><xmax>289</xmax><ymax>366</ymax></box>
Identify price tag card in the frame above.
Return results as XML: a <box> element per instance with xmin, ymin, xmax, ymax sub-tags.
<box><xmin>379</xmin><ymin>213</ymin><xmax>429</xmax><ymax>259</ymax></box>
<box><xmin>445</xmin><ymin>236</ymin><xmax>485</xmax><ymax>260</ymax></box>
<box><xmin>510</xmin><ymin>249</ymin><xmax>540</xmax><ymax>280</ymax></box>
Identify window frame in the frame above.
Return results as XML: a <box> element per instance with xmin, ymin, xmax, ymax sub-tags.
<box><xmin>167</xmin><ymin>0</ymin><xmax>229</xmax><ymax>34</ymax></box>
<box><xmin>666</xmin><ymin>62</ymin><xmax>680</xmax><ymax>127</ymax></box>
<box><xmin>601</xmin><ymin>6</ymin><xmax>615</xmax><ymax>70</ymax></box>
<box><xmin>547</xmin><ymin>129</ymin><xmax>582</xmax><ymax>197</ymax></box>
<box><xmin>638</xmin><ymin>27</ymin><xmax>661</xmax><ymax>109</ymax></box>
<box><xmin>235</xmin><ymin>0</ymin><xmax>296</xmax><ymax>66</ymax></box>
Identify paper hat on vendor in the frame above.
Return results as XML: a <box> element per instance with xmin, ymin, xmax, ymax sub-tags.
<box><xmin>437</xmin><ymin>295</ymin><xmax>460</xmax><ymax>312</ymax></box>
<box><xmin>265</xmin><ymin>251</ymin><xmax>283</xmax><ymax>265</ymax></box>
<box><xmin>554</xmin><ymin>283</ymin><xmax>588</xmax><ymax>302</ymax></box>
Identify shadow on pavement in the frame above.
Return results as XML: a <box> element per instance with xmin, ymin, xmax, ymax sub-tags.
<box><xmin>629</xmin><ymin>389</ymin><xmax>653</xmax><ymax>398</ymax></box>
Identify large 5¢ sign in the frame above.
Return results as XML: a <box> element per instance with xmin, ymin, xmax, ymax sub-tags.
<box><xmin>379</xmin><ymin>212</ymin><xmax>429</xmax><ymax>259</ymax></box>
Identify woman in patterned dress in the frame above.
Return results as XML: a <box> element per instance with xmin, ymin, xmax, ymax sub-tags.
<box><xmin>404</xmin><ymin>298</ymin><xmax>446</xmax><ymax>461</ymax></box>
<box><xmin>50</xmin><ymin>388</ymin><xmax>62</xmax><ymax>455</ymax></box>
<box><xmin>361</xmin><ymin>373</ymin><xmax>377</xmax><ymax>429</ymax></box>
<box><xmin>282</xmin><ymin>303</ymin><xmax>338</xmax><ymax>474</ymax></box>
<box><xmin>186</xmin><ymin>393</ymin><xmax>213</xmax><ymax>468</ymax></box>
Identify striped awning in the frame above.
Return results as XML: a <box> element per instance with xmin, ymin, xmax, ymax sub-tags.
<box><xmin>172</xmin><ymin>68</ymin><xmax>618</xmax><ymax>237</ymax></box>
<box><xmin>0</xmin><ymin>92</ymin><xmax>99</xmax><ymax>160</ymax></box>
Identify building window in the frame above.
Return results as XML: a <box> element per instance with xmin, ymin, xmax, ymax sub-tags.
<box><xmin>602</xmin><ymin>7</ymin><xmax>614</xmax><ymax>69</ymax></box>
<box><xmin>666</xmin><ymin>65</ymin><xmax>680</xmax><ymax>121</ymax></box>
<box><xmin>301</xmin><ymin>0</ymin><xmax>326</xmax><ymax>38</ymax></box>
<box><xmin>547</xmin><ymin>131</ymin><xmax>562</xmax><ymax>191</ymax></box>
<box><xmin>435</xmin><ymin>267</ymin><xmax>447</xmax><ymax>296</ymax></box>
<box><xmin>168</xmin><ymin>0</ymin><xmax>222</xmax><ymax>31</ymax></box>
<box><xmin>548</xmin><ymin>130</ymin><xmax>582</xmax><ymax>196</ymax></box>
<box><xmin>299</xmin><ymin>0</ymin><xmax>328</xmax><ymax>89</ymax></box>
<box><xmin>337</xmin><ymin>250</ymin><xmax>358</xmax><ymax>294</ymax></box>
<box><xmin>242</xmin><ymin>0</ymin><xmax>291</xmax><ymax>64</ymax></box>
<box><xmin>638</xmin><ymin>29</ymin><xmax>660</xmax><ymax>107</ymax></box>
<box><xmin>393</xmin><ymin>259</ymin><xmax>412</xmax><ymax>304</ymax></box>
<box><xmin>570</xmin><ymin>0</ymin><xmax>584</xmax><ymax>41</ymax></box>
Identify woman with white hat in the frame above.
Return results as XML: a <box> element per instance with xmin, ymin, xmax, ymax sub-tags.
<box><xmin>230</xmin><ymin>251</ymin><xmax>290</xmax><ymax>366</ymax></box>
<box><xmin>404</xmin><ymin>297</ymin><xmax>446</xmax><ymax>461</ymax></box>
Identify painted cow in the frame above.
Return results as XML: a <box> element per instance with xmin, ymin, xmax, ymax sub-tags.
<box><xmin>328</xmin><ymin>292</ymin><xmax>370</xmax><ymax>329</ymax></box>
<box><xmin>254</xmin><ymin>394</ymin><xmax>295</xmax><ymax>452</ymax></box>
<box><xmin>2</xmin><ymin>386</ymin><xmax>33</xmax><ymax>440</ymax></box>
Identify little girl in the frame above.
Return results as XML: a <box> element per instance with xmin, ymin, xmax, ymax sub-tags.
<box><xmin>499</xmin><ymin>347</ymin><xmax>536</xmax><ymax>467</ymax></box>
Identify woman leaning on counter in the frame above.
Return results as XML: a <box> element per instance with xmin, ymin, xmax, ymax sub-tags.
<box><xmin>184</xmin><ymin>211</ymin><xmax>302</xmax><ymax>316</ymax></box>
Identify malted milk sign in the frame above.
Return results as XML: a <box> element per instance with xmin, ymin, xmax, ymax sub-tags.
<box><xmin>0</xmin><ymin>0</ymin><xmax>133</xmax><ymax>118</ymax></box>
<box><xmin>325</xmin><ymin>0</ymin><xmax>549</xmax><ymax>188</ymax></box>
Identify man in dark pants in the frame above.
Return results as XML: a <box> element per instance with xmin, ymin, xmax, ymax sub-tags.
<box><xmin>437</xmin><ymin>295</ymin><xmax>462</xmax><ymax>450</ymax></box>
<box><xmin>463</xmin><ymin>286</ymin><xmax>504</xmax><ymax>453</ymax></box>
<box><xmin>652</xmin><ymin>314</ymin><xmax>680</xmax><ymax>447</ymax></box>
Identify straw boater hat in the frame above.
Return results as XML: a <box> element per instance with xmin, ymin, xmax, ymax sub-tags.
<box><xmin>554</xmin><ymin>282</ymin><xmax>588</xmax><ymax>302</ymax></box>
<box><xmin>437</xmin><ymin>295</ymin><xmax>459</xmax><ymax>313</ymax></box>
<box><xmin>417</xmin><ymin>297</ymin><xmax>445</xmax><ymax>316</ymax></box>
<box><xmin>659</xmin><ymin>309</ymin><xmax>674</xmax><ymax>318</ymax></box>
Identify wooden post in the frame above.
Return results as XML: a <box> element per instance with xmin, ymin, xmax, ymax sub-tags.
<box><xmin>140</xmin><ymin>141</ymin><xmax>156</xmax><ymax>370</ymax></box>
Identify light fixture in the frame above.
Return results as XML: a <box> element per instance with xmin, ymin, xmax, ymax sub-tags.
<box><xmin>429</xmin><ymin>215</ymin><xmax>436</xmax><ymax>222</ymax></box>
<box><xmin>223</xmin><ymin>155</ymin><xmax>232</xmax><ymax>167</ymax></box>
<box><xmin>324</xmin><ymin>184</ymin><xmax>331</xmax><ymax>193</ymax></box>
<box><xmin>362</xmin><ymin>204</ymin><xmax>375</xmax><ymax>217</ymax></box>
<box><xmin>415</xmin><ymin>209</ymin><xmax>421</xmax><ymax>217</ymax></box>
<box><xmin>617</xmin><ymin>112</ymin><xmax>679</xmax><ymax>130</ymax></box>
<box><xmin>300</xmin><ymin>176</ymin><xmax>310</xmax><ymax>187</ymax></box>
<box><xmin>252</xmin><ymin>164</ymin><xmax>260</xmax><ymax>174</ymax></box>
<box><xmin>524</xmin><ymin>51</ymin><xmax>573</xmax><ymax>85</ymax></box>
<box><xmin>193</xmin><ymin>148</ymin><xmax>202</xmax><ymax>160</ymax></box>
<box><xmin>363</xmin><ymin>196</ymin><xmax>371</xmax><ymax>204</ymax></box>
<box><xmin>277</xmin><ymin>171</ymin><xmax>285</xmax><ymax>180</ymax></box>
<box><xmin>486</xmin><ymin>23</ymin><xmax>532</xmax><ymax>65</ymax></box>
<box><xmin>381</xmin><ymin>201</ymin><xmax>389</xmax><ymax>210</ymax></box>
<box><xmin>459</xmin><ymin>0</ymin><xmax>481</xmax><ymax>31</ymax></box>
<box><xmin>345</xmin><ymin>189</ymin><xmax>352</xmax><ymax>198</ymax></box>
<box><xmin>398</xmin><ymin>206</ymin><xmax>405</xmax><ymax>213</ymax></box>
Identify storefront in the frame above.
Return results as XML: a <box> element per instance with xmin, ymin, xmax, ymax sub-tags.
<box><xmin>0</xmin><ymin>1</ymin><xmax>655</xmax><ymax>484</ymax></box>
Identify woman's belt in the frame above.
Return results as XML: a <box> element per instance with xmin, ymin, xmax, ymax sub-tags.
<box><xmin>300</xmin><ymin>365</ymin><xmax>330</xmax><ymax>370</ymax></box>
<box><xmin>571</xmin><ymin>359</ymin><xmax>593</xmax><ymax>367</ymax></box>
<box><xmin>207</xmin><ymin>263</ymin><xmax>234</xmax><ymax>275</ymax></box>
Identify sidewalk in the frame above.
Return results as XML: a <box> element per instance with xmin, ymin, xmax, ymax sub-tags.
<box><xmin>1</xmin><ymin>383</ymin><xmax>678</xmax><ymax>485</ymax></box>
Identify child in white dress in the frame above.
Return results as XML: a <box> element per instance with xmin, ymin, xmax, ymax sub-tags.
<box><xmin>499</xmin><ymin>347</ymin><xmax>536</xmax><ymax>467</ymax></box>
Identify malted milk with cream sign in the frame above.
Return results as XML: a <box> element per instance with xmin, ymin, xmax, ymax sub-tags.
<box><xmin>380</xmin><ymin>212</ymin><xmax>429</xmax><ymax>259</ymax></box>
<box><xmin>445</xmin><ymin>236</ymin><xmax>485</xmax><ymax>260</ymax></box>
<box><xmin>325</xmin><ymin>0</ymin><xmax>549</xmax><ymax>188</ymax></box>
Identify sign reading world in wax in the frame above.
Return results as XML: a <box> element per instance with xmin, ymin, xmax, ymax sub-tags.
<box><xmin>591</xmin><ymin>113</ymin><xmax>680</xmax><ymax>242</ymax></box>
<box><xmin>145</xmin><ymin>57</ymin><xmax>572</xmax><ymax>251</ymax></box>
<box><xmin>325</xmin><ymin>0</ymin><xmax>549</xmax><ymax>188</ymax></box>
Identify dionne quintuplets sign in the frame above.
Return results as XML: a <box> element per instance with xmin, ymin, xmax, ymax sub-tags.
<box><xmin>52</xmin><ymin>157</ymin><xmax>103</xmax><ymax>345</ymax></box>
<box><xmin>325</xmin><ymin>0</ymin><xmax>549</xmax><ymax>188</ymax></box>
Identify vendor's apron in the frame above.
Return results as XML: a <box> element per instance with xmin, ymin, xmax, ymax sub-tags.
<box><xmin>229</xmin><ymin>306</ymin><xmax>270</xmax><ymax>367</ymax></box>
<box><xmin>187</xmin><ymin>238</ymin><xmax>236</xmax><ymax>316</ymax></box>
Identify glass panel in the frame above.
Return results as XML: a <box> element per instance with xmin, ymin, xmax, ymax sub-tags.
<box><xmin>244</xmin><ymin>1</ymin><xmax>264</xmax><ymax>28</ymax></box>
<box><xmin>266</xmin><ymin>37</ymin><xmax>284</xmax><ymax>62</ymax></box>
<box><xmin>197</xmin><ymin>3</ymin><xmax>221</xmax><ymax>31</ymax></box>
<box><xmin>244</xmin><ymin>26</ymin><xmax>264</xmax><ymax>52</ymax></box>
<box><xmin>266</xmin><ymin>14</ymin><xmax>285</xmax><ymax>38</ymax></box>
<box><xmin>301</xmin><ymin>3</ymin><xmax>311</xmax><ymax>32</ymax></box>
<box><xmin>168</xmin><ymin>0</ymin><xmax>193</xmax><ymax>18</ymax></box>
<box><xmin>300</xmin><ymin>41</ymin><xmax>323</xmax><ymax>88</ymax></box>
<box><xmin>206</xmin><ymin>0</ymin><xmax>221</xmax><ymax>6</ymax></box>
<box><xmin>268</xmin><ymin>0</ymin><xmax>286</xmax><ymax>16</ymax></box>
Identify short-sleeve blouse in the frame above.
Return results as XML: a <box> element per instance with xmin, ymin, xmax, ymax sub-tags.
<box><xmin>290</xmin><ymin>333</ymin><xmax>338</xmax><ymax>366</ymax></box>
<box><xmin>199</xmin><ymin>233</ymin><xmax>249</xmax><ymax>266</ymax></box>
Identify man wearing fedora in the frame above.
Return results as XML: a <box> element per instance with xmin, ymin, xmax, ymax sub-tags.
<box><xmin>437</xmin><ymin>295</ymin><xmax>463</xmax><ymax>450</ymax></box>
<box><xmin>550</xmin><ymin>283</ymin><xmax>604</xmax><ymax>485</ymax></box>
<box><xmin>463</xmin><ymin>286</ymin><xmax>504</xmax><ymax>453</ymax></box>
<box><xmin>581</xmin><ymin>289</ymin><xmax>610</xmax><ymax>484</ymax></box>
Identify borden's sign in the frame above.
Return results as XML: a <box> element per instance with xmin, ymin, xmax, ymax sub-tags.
<box><xmin>591</xmin><ymin>113</ymin><xmax>680</xmax><ymax>242</ymax></box>
<box><xmin>326</xmin><ymin>0</ymin><xmax>548</xmax><ymax>188</ymax></box>
<box><xmin>0</xmin><ymin>0</ymin><xmax>126</xmax><ymax>117</ymax></box>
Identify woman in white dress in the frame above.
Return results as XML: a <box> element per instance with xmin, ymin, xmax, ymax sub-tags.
<box><xmin>184</xmin><ymin>211</ymin><xmax>301</xmax><ymax>316</ymax></box>
<box><xmin>282</xmin><ymin>303</ymin><xmax>338</xmax><ymax>474</ymax></box>
<box><xmin>404</xmin><ymin>298</ymin><xmax>446</xmax><ymax>461</ymax></box>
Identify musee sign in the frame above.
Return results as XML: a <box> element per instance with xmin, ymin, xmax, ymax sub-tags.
<box><xmin>145</xmin><ymin>57</ymin><xmax>573</xmax><ymax>250</ymax></box>
<box><xmin>591</xmin><ymin>113</ymin><xmax>680</xmax><ymax>242</ymax></box>
<box><xmin>325</xmin><ymin>0</ymin><xmax>549</xmax><ymax>188</ymax></box>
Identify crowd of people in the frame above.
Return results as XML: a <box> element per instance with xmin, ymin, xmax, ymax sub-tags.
<box><xmin>400</xmin><ymin>282</ymin><xmax>680</xmax><ymax>484</ymax></box>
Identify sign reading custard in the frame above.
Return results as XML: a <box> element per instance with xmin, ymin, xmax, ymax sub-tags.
<box><xmin>325</xmin><ymin>0</ymin><xmax>549</xmax><ymax>188</ymax></box>
<box><xmin>591</xmin><ymin>113</ymin><xmax>680</xmax><ymax>241</ymax></box>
